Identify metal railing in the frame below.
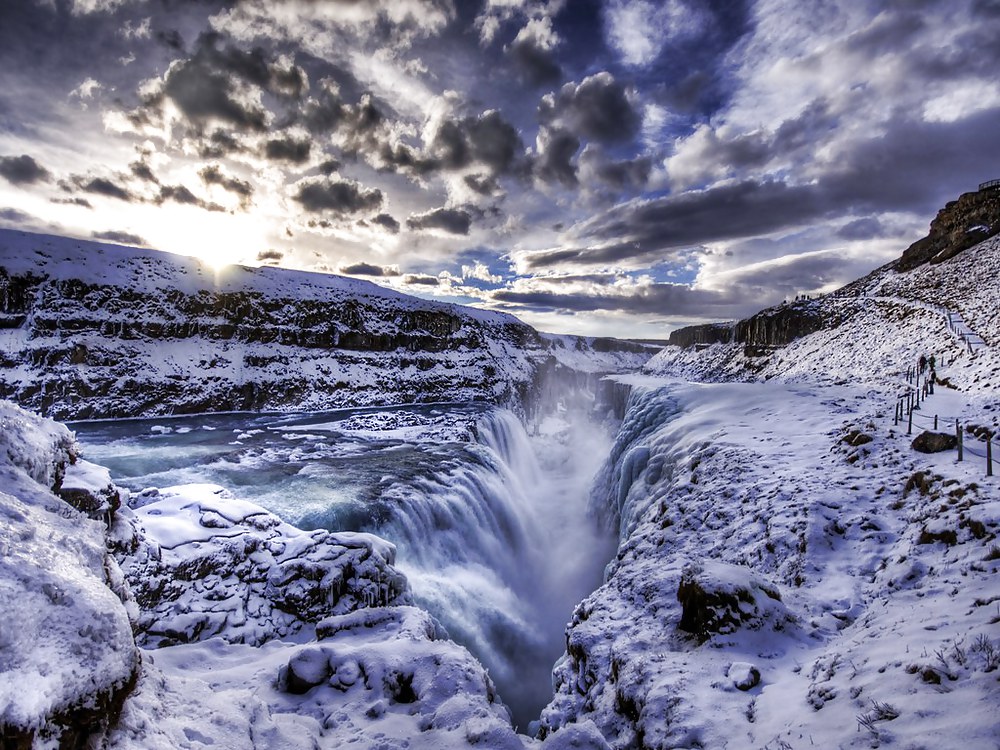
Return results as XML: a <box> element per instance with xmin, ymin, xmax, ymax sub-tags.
<box><xmin>979</xmin><ymin>178</ymin><xmax>1000</xmax><ymax>191</ymax></box>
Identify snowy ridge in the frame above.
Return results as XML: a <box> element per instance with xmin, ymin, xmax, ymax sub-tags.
<box><xmin>0</xmin><ymin>229</ymin><xmax>654</xmax><ymax>421</ymax></box>
<box><xmin>645</xmin><ymin>235</ymin><xmax>1000</xmax><ymax>394</ymax></box>
<box><xmin>0</xmin><ymin>228</ymin><xmax>515</xmax><ymax>325</ymax></box>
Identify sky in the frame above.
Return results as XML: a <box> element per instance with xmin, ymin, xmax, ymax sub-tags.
<box><xmin>2</xmin><ymin>0</ymin><xmax>1000</xmax><ymax>338</ymax></box>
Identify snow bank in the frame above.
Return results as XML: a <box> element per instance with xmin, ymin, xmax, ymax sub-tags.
<box><xmin>540</xmin><ymin>381</ymin><xmax>1000</xmax><ymax>748</ymax></box>
<box><xmin>119</xmin><ymin>484</ymin><xmax>411</xmax><ymax>646</ymax></box>
<box><xmin>0</xmin><ymin>401</ymin><xmax>138</xmax><ymax>746</ymax></box>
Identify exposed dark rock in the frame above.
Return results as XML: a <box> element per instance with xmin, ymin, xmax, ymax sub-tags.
<box><xmin>911</xmin><ymin>430</ymin><xmax>958</xmax><ymax>453</ymax></box>
<box><xmin>897</xmin><ymin>188</ymin><xmax>1000</xmax><ymax>271</ymax></box>
<box><xmin>667</xmin><ymin>322</ymin><xmax>734</xmax><ymax>349</ymax></box>
<box><xmin>677</xmin><ymin>561</ymin><xmax>790</xmax><ymax>639</ymax></box>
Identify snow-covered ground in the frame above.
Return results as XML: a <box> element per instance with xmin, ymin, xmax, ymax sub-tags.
<box><xmin>536</xmin><ymin>234</ymin><xmax>1000</xmax><ymax>747</ymax></box>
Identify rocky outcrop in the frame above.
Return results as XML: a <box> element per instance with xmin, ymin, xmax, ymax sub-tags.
<box><xmin>0</xmin><ymin>230</ymin><xmax>652</xmax><ymax>420</ymax></box>
<box><xmin>666</xmin><ymin>321</ymin><xmax>733</xmax><ymax>349</ymax></box>
<box><xmin>897</xmin><ymin>187</ymin><xmax>1000</xmax><ymax>271</ymax></box>
<box><xmin>676</xmin><ymin>560</ymin><xmax>791</xmax><ymax>639</ymax></box>
<box><xmin>667</xmin><ymin>301</ymin><xmax>832</xmax><ymax>352</ymax></box>
<box><xmin>0</xmin><ymin>401</ymin><xmax>140</xmax><ymax>749</ymax></box>
<box><xmin>118</xmin><ymin>484</ymin><xmax>411</xmax><ymax>647</ymax></box>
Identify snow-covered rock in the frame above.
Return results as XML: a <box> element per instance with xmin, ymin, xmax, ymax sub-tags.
<box><xmin>0</xmin><ymin>401</ymin><xmax>139</xmax><ymax>747</ymax></box>
<box><xmin>119</xmin><ymin>484</ymin><xmax>411</xmax><ymax>646</ymax></box>
<box><xmin>0</xmin><ymin>229</ymin><xmax>655</xmax><ymax>421</ymax></box>
<box><xmin>540</xmin><ymin>380</ymin><xmax>1000</xmax><ymax>748</ymax></box>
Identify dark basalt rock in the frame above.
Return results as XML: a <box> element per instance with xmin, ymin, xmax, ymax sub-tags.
<box><xmin>667</xmin><ymin>322</ymin><xmax>734</xmax><ymax>349</ymax></box>
<box><xmin>897</xmin><ymin>188</ymin><xmax>1000</xmax><ymax>272</ymax></box>
<box><xmin>911</xmin><ymin>430</ymin><xmax>958</xmax><ymax>453</ymax></box>
<box><xmin>677</xmin><ymin>561</ymin><xmax>788</xmax><ymax>639</ymax></box>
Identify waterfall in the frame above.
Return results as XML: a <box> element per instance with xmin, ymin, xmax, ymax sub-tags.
<box><xmin>371</xmin><ymin>407</ymin><xmax>614</xmax><ymax>731</ymax></box>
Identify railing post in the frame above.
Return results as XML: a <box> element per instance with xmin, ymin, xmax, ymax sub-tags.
<box><xmin>908</xmin><ymin>406</ymin><xmax>913</xmax><ymax>436</ymax></box>
<box><xmin>934</xmin><ymin>414</ymin><xmax>938</xmax><ymax>430</ymax></box>
<box><xmin>989</xmin><ymin>438</ymin><xmax>994</xmax><ymax>477</ymax></box>
<box><xmin>957</xmin><ymin>420</ymin><xmax>963</xmax><ymax>462</ymax></box>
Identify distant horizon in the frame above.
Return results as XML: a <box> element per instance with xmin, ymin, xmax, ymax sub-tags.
<box><xmin>2</xmin><ymin>0</ymin><xmax>1000</xmax><ymax>338</ymax></box>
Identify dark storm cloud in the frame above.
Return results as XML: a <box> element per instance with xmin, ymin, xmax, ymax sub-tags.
<box><xmin>509</xmin><ymin>35</ymin><xmax>562</xmax><ymax>87</ymax></box>
<box><xmin>257</xmin><ymin>249</ymin><xmax>283</xmax><ymax>262</ymax></box>
<box><xmin>52</xmin><ymin>197</ymin><xmax>93</xmax><ymax>208</ymax></box>
<box><xmin>129</xmin><ymin>160</ymin><xmax>159</xmax><ymax>183</ymax></box>
<box><xmin>263</xmin><ymin>135</ymin><xmax>312</xmax><ymax>164</ymax></box>
<box><xmin>197</xmin><ymin>130</ymin><xmax>247</xmax><ymax>159</ymax></box>
<box><xmin>0</xmin><ymin>207</ymin><xmax>33</xmax><ymax>223</ymax></box>
<box><xmin>534</xmin><ymin>127</ymin><xmax>580</xmax><ymax>186</ymax></box>
<box><xmin>464</xmin><ymin>173</ymin><xmax>499</xmax><ymax>195</ymax></box>
<box><xmin>406</xmin><ymin>207</ymin><xmax>472</xmax><ymax>235</ymax></box>
<box><xmin>151</xmin><ymin>32</ymin><xmax>308</xmax><ymax>133</ymax></box>
<box><xmin>199</xmin><ymin>164</ymin><xmax>254</xmax><ymax>206</ymax></box>
<box><xmin>430</xmin><ymin>110</ymin><xmax>524</xmax><ymax>175</ymax></box>
<box><xmin>403</xmin><ymin>273</ymin><xmax>441</xmax><ymax>286</ymax></box>
<box><xmin>339</xmin><ymin>262</ymin><xmax>400</xmax><ymax>277</ymax></box>
<box><xmin>298</xmin><ymin>88</ymin><xmax>347</xmax><ymax>135</ymax></box>
<box><xmin>540</xmin><ymin>72</ymin><xmax>641</xmax><ymax>144</ymax></box>
<box><xmin>0</xmin><ymin>154</ymin><xmax>50</xmax><ymax>185</ymax></box>
<box><xmin>492</xmin><ymin>283</ymin><xmax>727</xmax><ymax>315</ymax></box>
<box><xmin>540</xmin><ymin>105</ymin><xmax>1000</xmax><ymax>270</ymax></box>
<box><xmin>293</xmin><ymin>177</ymin><xmax>383</xmax><ymax>215</ymax></box>
<box><xmin>836</xmin><ymin>217</ymin><xmax>886</xmax><ymax>241</ymax></box>
<box><xmin>371</xmin><ymin>212</ymin><xmax>400</xmax><ymax>233</ymax></box>
<box><xmin>579</xmin><ymin>146</ymin><xmax>651</xmax><ymax>192</ymax></box>
<box><xmin>92</xmin><ymin>230</ymin><xmax>147</xmax><ymax>246</ymax></box>
<box><xmin>318</xmin><ymin>158</ymin><xmax>341</xmax><ymax>176</ymax></box>
<box><xmin>156</xmin><ymin>184</ymin><xmax>225</xmax><ymax>212</ymax></box>
<box><xmin>72</xmin><ymin>176</ymin><xmax>137</xmax><ymax>202</ymax></box>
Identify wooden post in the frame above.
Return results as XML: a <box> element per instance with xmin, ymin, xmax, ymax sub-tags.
<box><xmin>934</xmin><ymin>414</ymin><xmax>938</xmax><ymax>430</ymax></box>
<box><xmin>957</xmin><ymin>420</ymin><xmax>963</xmax><ymax>462</ymax></box>
<box><xmin>989</xmin><ymin>438</ymin><xmax>994</xmax><ymax>477</ymax></box>
<box><xmin>908</xmin><ymin>406</ymin><xmax>913</xmax><ymax>435</ymax></box>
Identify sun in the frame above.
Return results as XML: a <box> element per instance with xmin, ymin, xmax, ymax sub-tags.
<box><xmin>135</xmin><ymin>202</ymin><xmax>273</xmax><ymax>271</ymax></box>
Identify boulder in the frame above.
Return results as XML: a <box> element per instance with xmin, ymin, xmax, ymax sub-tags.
<box><xmin>119</xmin><ymin>484</ymin><xmax>412</xmax><ymax>647</ymax></box>
<box><xmin>911</xmin><ymin>430</ymin><xmax>957</xmax><ymax>453</ymax></box>
<box><xmin>728</xmin><ymin>662</ymin><xmax>761</xmax><ymax>691</ymax></box>
<box><xmin>677</xmin><ymin>560</ymin><xmax>792</xmax><ymax>638</ymax></box>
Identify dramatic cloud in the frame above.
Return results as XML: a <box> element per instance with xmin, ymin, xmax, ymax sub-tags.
<box><xmin>199</xmin><ymin>164</ymin><xmax>253</xmax><ymax>206</ymax></box>
<box><xmin>257</xmin><ymin>249</ymin><xmax>283</xmax><ymax>263</ymax></box>
<box><xmin>293</xmin><ymin>177</ymin><xmax>383</xmax><ymax>215</ymax></box>
<box><xmin>403</xmin><ymin>273</ymin><xmax>441</xmax><ymax>286</ymax></box>
<box><xmin>263</xmin><ymin>135</ymin><xmax>312</xmax><ymax>164</ymax></box>
<box><xmin>540</xmin><ymin>72</ymin><xmax>641</xmax><ymax>144</ymax></box>
<box><xmin>406</xmin><ymin>207</ymin><xmax>473</xmax><ymax>235</ymax></box>
<box><xmin>3</xmin><ymin>0</ymin><xmax>1000</xmax><ymax>336</ymax></box>
<box><xmin>92</xmin><ymin>229</ymin><xmax>147</xmax><ymax>246</ymax></box>
<box><xmin>339</xmin><ymin>262</ymin><xmax>401</xmax><ymax>277</ymax></box>
<box><xmin>156</xmin><ymin>184</ymin><xmax>225</xmax><ymax>212</ymax></box>
<box><xmin>0</xmin><ymin>155</ymin><xmax>51</xmax><ymax>185</ymax></box>
<box><xmin>371</xmin><ymin>213</ymin><xmax>401</xmax><ymax>233</ymax></box>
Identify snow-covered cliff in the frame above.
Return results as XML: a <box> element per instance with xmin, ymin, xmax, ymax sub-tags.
<box><xmin>536</xmin><ymin>230</ymin><xmax>1000</xmax><ymax>747</ymax></box>
<box><xmin>0</xmin><ymin>229</ymin><xmax>654</xmax><ymax>420</ymax></box>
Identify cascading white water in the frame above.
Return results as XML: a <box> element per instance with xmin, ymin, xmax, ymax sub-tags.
<box><xmin>73</xmin><ymin>403</ymin><xmax>617</xmax><ymax>731</ymax></box>
<box><xmin>372</xmin><ymin>408</ymin><xmax>615</xmax><ymax>730</ymax></box>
